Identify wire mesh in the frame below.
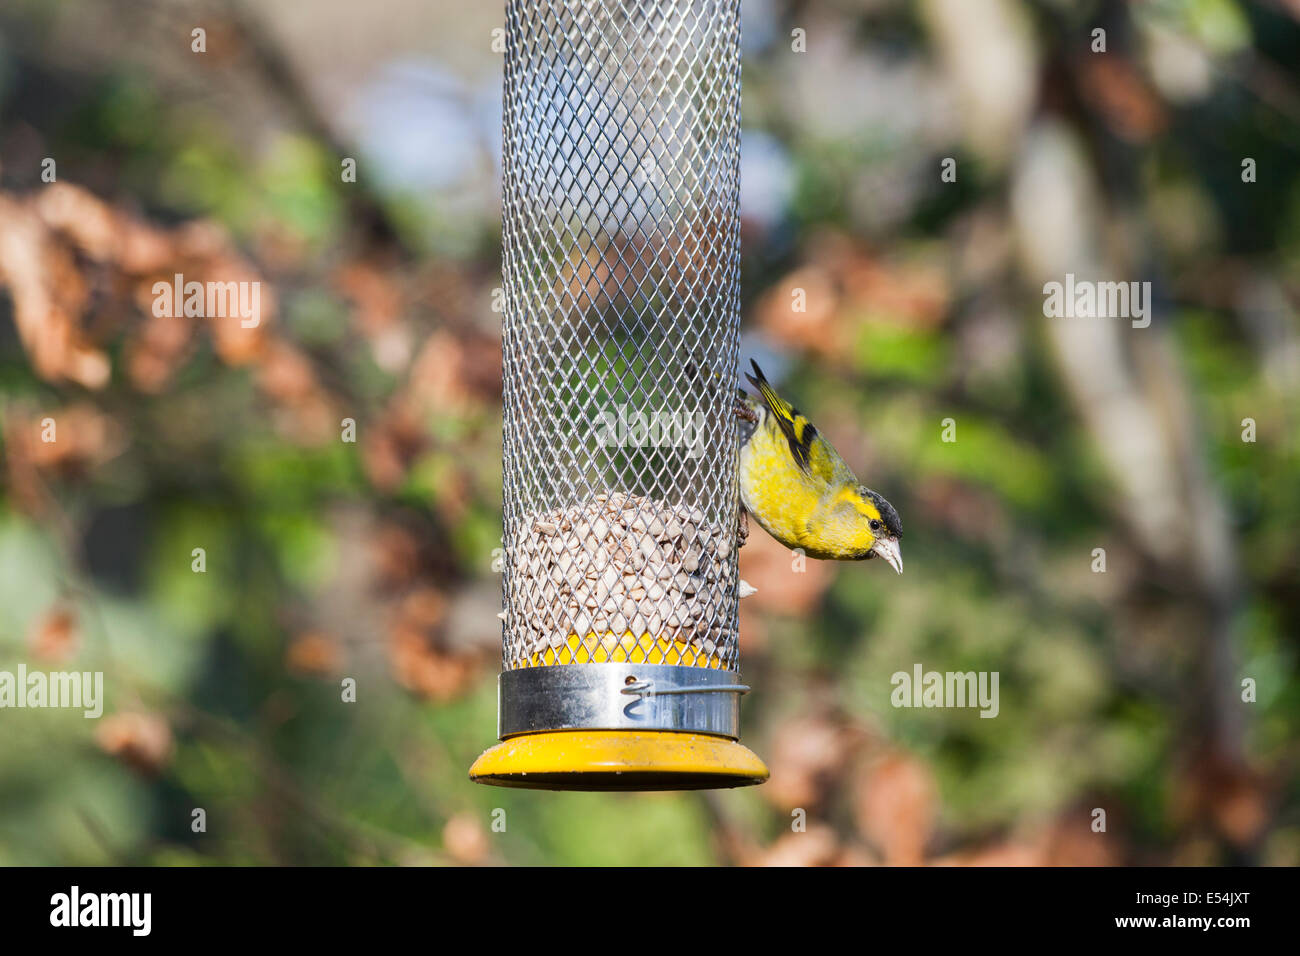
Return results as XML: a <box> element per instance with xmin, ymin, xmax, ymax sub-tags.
<box><xmin>501</xmin><ymin>0</ymin><xmax>742</xmax><ymax>672</ymax></box>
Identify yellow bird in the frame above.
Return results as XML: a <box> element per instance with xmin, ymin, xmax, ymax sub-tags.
<box><xmin>736</xmin><ymin>360</ymin><xmax>903</xmax><ymax>571</ymax></box>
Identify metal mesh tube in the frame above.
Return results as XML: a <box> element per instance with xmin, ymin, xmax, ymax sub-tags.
<box><xmin>501</xmin><ymin>0</ymin><xmax>742</xmax><ymax>672</ymax></box>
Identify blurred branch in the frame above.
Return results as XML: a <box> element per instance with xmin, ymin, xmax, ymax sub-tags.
<box><xmin>219</xmin><ymin>0</ymin><xmax>405</xmax><ymax>254</ymax></box>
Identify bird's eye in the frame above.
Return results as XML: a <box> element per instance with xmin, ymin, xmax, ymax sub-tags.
<box><xmin>869</xmin><ymin>519</ymin><xmax>881</xmax><ymax>532</ymax></box>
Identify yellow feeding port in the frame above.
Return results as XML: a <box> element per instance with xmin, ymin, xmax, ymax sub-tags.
<box><xmin>530</xmin><ymin>633</ymin><xmax>724</xmax><ymax>668</ymax></box>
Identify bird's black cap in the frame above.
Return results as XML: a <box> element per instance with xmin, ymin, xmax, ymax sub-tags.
<box><xmin>862</xmin><ymin>487</ymin><xmax>903</xmax><ymax>538</ymax></box>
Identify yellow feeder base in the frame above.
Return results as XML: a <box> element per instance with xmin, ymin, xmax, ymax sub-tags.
<box><xmin>470</xmin><ymin>730</ymin><xmax>769</xmax><ymax>791</ymax></box>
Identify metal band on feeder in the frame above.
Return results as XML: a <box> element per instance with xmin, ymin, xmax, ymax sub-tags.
<box><xmin>471</xmin><ymin>0</ymin><xmax>768</xmax><ymax>790</ymax></box>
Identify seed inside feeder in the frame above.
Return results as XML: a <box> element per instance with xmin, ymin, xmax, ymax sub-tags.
<box><xmin>507</xmin><ymin>492</ymin><xmax>736</xmax><ymax>667</ymax></box>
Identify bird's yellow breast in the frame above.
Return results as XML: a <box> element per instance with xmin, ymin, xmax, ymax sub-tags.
<box><xmin>738</xmin><ymin>417</ymin><xmax>826</xmax><ymax>551</ymax></box>
<box><xmin>738</xmin><ymin>411</ymin><xmax>882</xmax><ymax>560</ymax></box>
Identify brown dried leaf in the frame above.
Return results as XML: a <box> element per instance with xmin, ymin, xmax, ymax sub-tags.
<box><xmin>751</xmin><ymin>824</ymin><xmax>845</xmax><ymax>867</ymax></box>
<box><xmin>407</xmin><ymin>328</ymin><xmax>502</xmax><ymax>415</ymax></box>
<box><xmin>398</xmin><ymin>587</ymin><xmax>448</xmax><ymax>632</ymax></box>
<box><xmin>33</xmin><ymin>183</ymin><xmax>120</xmax><ymax>262</ymax></box>
<box><xmin>932</xmin><ymin>841</ymin><xmax>1043</xmax><ymax>867</ymax></box>
<box><xmin>1041</xmin><ymin>811</ymin><xmax>1121</xmax><ymax>866</ymax></box>
<box><xmin>755</xmin><ymin>264</ymin><xmax>844</xmax><ymax>359</ymax></box>
<box><xmin>755</xmin><ymin>238</ymin><xmax>949</xmax><ymax>363</ymax></box>
<box><xmin>368</xmin><ymin>523</ymin><xmax>424</xmax><ymax>589</ymax></box>
<box><xmin>124</xmin><ymin>310</ymin><xmax>196</xmax><ymax>393</ymax></box>
<box><xmin>27</xmin><ymin>604</ymin><xmax>79</xmax><ymax>664</ymax></box>
<box><xmin>388</xmin><ymin>624</ymin><xmax>478</xmax><ymax>702</ymax></box>
<box><xmin>1077</xmin><ymin>55</ymin><xmax>1168</xmax><ymax>142</ymax></box>
<box><xmin>765</xmin><ymin>712</ymin><xmax>864</xmax><ymax>811</ymax></box>
<box><xmin>96</xmin><ymin>712</ymin><xmax>174</xmax><ymax>775</ymax></box>
<box><xmin>362</xmin><ymin>406</ymin><xmax>429</xmax><ymax>492</ymax></box>
<box><xmin>0</xmin><ymin>195</ymin><xmax>109</xmax><ymax>388</ymax></box>
<box><xmin>336</xmin><ymin>259</ymin><xmax>404</xmax><ymax>336</ymax></box>
<box><xmin>1175</xmin><ymin>751</ymin><xmax>1274</xmax><ymax>848</ymax></box>
<box><xmin>442</xmin><ymin>812</ymin><xmax>492</xmax><ymax>865</ymax></box>
<box><xmin>16</xmin><ymin>404</ymin><xmax>125</xmax><ymax>475</ymax></box>
<box><xmin>285</xmin><ymin>631</ymin><xmax>344</xmax><ymax>677</ymax></box>
<box><xmin>854</xmin><ymin>751</ymin><xmax>938</xmax><ymax>865</ymax></box>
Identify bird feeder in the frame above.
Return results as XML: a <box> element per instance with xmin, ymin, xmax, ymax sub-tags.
<box><xmin>470</xmin><ymin>0</ymin><xmax>768</xmax><ymax>790</ymax></box>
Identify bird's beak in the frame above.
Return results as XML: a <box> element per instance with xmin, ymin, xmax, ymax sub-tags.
<box><xmin>871</xmin><ymin>535</ymin><xmax>903</xmax><ymax>574</ymax></box>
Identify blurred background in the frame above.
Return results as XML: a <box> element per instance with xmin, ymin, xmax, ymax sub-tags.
<box><xmin>1</xmin><ymin>0</ymin><xmax>1298</xmax><ymax>866</ymax></box>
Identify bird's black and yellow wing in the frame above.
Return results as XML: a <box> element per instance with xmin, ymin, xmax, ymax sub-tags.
<box><xmin>743</xmin><ymin>359</ymin><xmax>836</xmax><ymax>481</ymax></box>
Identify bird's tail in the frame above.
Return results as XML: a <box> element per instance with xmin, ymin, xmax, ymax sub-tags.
<box><xmin>744</xmin><ymin>358</ymin><xmax>814</xmax><ymax>471</ymax></box>
<box><xmin>744</xmin><ymin>359</ymin><xmax>793</xmax><ymax>419</ymax></box>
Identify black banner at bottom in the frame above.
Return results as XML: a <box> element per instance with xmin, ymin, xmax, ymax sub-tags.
<box><xmin>1</xmin><ymin>865</ymin><xmax>1283</xmax><ymax>941</ymax></box>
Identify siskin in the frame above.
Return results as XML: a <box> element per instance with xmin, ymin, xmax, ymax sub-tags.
<box><xmin>736</xmin><ymin>360</ymin><xmax>903</xmax><ymax>572</ymax></box>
